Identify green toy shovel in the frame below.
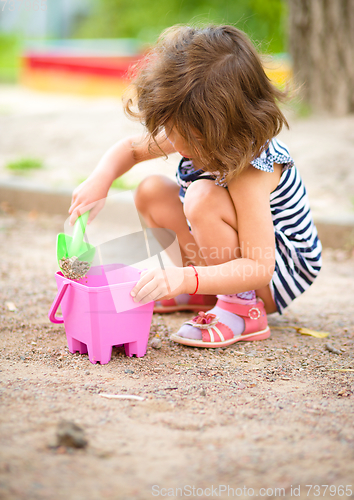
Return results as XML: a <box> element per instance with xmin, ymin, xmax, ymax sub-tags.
<box><xmin>56</xmin><ymin>212</ymin><xmax>96</xmax><ymax>280</ymax></box>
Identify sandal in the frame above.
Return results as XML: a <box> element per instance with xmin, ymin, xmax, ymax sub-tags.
<box><xmin>170</xmin><ymin>298</ymin><xmax>270</xmax><ymax>348</ymax></box>
<box><xmin>154</xmin><ymin>294</ymin><xmax>217</xmax><ymax>313</ymax></box>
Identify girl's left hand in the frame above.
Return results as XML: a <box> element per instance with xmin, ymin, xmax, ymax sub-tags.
<box><xmin>130</xmin><ymin>267</ymin><xmax>186</xmax><ymax>304</ymax></box>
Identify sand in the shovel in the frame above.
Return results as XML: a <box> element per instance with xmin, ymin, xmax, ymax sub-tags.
<box><xmin>59</xmin><ymin>256</ymin><xmax>90</xmax><ymax>280</ymax></box>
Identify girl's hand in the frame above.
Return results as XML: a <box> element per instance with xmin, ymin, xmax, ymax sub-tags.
<box><xmin>68</xmin><ymin>176</ymin><xmax>110</xmax><ymax>225</ymax></box>
<box><xmin>131</xmin><ymin>267</ymin><xmax>188</xmax><ymax>304</ymax></box>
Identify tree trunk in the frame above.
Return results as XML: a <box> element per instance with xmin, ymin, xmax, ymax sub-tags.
<box><xmin>288</xmin><ymin>0</ymin><xmax>354</xmax><ymax>115</ymax></box>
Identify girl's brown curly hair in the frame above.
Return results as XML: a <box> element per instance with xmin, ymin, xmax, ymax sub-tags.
<box><xmin>124</xmin><ymin>24</ymin><xmax>289</xmax><ymax>181</ymax></box>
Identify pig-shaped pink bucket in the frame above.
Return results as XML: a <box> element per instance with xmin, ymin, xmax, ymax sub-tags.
<box><xmin>48</xmin><ymin>264</ymin><xmax>154</xmax><ymax>364</ymax></box>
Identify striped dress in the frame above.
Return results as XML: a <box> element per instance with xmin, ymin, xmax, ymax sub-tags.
<box><xmin>176</xmin><ymin>138</ymin><xmax>322</xmax><ymax>314</ymax></box>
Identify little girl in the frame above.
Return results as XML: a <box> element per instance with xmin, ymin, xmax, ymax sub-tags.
<box><xmin>69</xmin><ymin>24</ymin><xmax>322</xmax><ymax>348</ymax></box>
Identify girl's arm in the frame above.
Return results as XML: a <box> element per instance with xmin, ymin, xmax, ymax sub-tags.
<box><xmin>131</xmin><ymin>166</ymin><xmax>277</xmax><ymax>303</ymax></box>
<box><xmin>69</xmin><ymin>133</ymin><xmax>175</xmax><ymax>225</ymax></box>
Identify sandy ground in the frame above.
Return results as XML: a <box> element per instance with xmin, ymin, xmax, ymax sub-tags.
<box><xmin>1</xmin><ymin>86</ymin><xmax>354</xmax><ymax>499</ymax></box>
<box><xmin>0</xmin><ymin>210</ymin><xmax>354</xmax><ymax>500</ymax></box>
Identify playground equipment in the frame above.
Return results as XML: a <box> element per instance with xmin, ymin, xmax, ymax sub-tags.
<box><xmin>21</xmin><ymin>39</ymin><xmax>144</xmax><ymax>97</ymax></box>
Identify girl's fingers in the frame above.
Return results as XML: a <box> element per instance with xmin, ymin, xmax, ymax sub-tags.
<box><xmin>87</xmin><ymin>199</ymin><xmax>105</xmax><ymax>224</ymax></box>
<box><xmin>130</xmin><ymin>266</ymin><xmax>186</xmax><ymax>304</ymax></box>
<box><xmin>131</xmin><ymin>270</ymin><xmax>169</xmax><ymax>303</ymax></box>
<box><xmin>69</xmin><ymin>208</ymin><xmax>80</xmax><ymax>226</ymax></box>
<box><xmin>68</xmin><ymin>200</ymin><xmax>103</xmax><ymax>226</ymax></box>
<box><xmin>132</xmin><ymin>275</ymin><xmax>159</xmax><ymax>301</ymax></box>
<box><xmin>69</xmin><ymin>188</ymin><xmax>81</xmax><ymax>213</ymax></box>
<box><xmin>130</xmin><ymin>271</ymin><xmax>154</xmax><ymax>297</ymax></box>
<box><xmin>134</xmin><ymin>281</ymin><xmax>160</xmax><ymax>304</ymax></box>
<box><xmin>137</xmin><ymin>285</ymin><xmax>169</xmax><ymax>304</ymax></box>
<box><xmin>69</xmin><ymin>206</ymin><xmax>89</xmax><ymax>226</ymax></box>
<box><xmin>69</xmin><ymin>206</ymin><xmax>84</xmax><ymax>226</ymax></box>
<box><xmin>68</xmin><ymin>198</ymin><xmax>78</xmax><ymax>216</ymax></box>
<box><xmin>137</xmin><ymin>289</ymin><xmax>160</xmax><ymax>304</ymax></box>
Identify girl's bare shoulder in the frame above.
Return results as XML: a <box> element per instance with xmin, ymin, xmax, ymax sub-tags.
<box><xmin>228</xmin><ymin>163</ymin><xmax>283</xmax><ymax>197</ymax></box>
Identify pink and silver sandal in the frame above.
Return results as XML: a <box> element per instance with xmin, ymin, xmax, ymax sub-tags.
<box><xmin>170</xmin><ymin>298</ymin><xmax>270</xmax><ymax>348</ymax></box>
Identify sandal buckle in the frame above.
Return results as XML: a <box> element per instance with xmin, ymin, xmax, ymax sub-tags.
<box><xmin>248</xmin><ymin>307</ymin><xmax>261</xmax><ymax>320</ymax></box>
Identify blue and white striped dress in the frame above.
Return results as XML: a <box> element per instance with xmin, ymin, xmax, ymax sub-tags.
<box><xmin>176</xmin><ymin>138</ymin><xmax>322</xmax><ymax>314</ymax></box>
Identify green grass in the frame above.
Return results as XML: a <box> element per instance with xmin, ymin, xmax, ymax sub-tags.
<box><xmin>75</xmin><ymin>0</ymin><xmax>287</xmax><ymax>54</ymax></box>
<box><xmin>76</xmin><ymin>176</ymin><xmax>87</xmax><ymax>185</ymax></box>
<box><xmin>76</xmin><ymin>176</ymin><xmax>139</xmax><ymax>191</ymax></box>
<box><xmin>0</xmin><ymin>34</ymin><xmax>22</xmax><ymax>82</ymax></box>
<box><xmin>111</xmin><ymin>177</ymin><xmax>139</xmax><ymax>190</ymax></box>
<box><xmin>284</xmin><ymin>92</ymin><xmax>313</xmax><ymax>119</ymax></box>
<box><xmin>6</xmin><ymin>158</ymin><xmax>44</xmax><ymax>172</ymax></box>
<box><xmin>291</xmin><ymin>100</ymin><xmax>312</xmax><ymax>119</ymax></box>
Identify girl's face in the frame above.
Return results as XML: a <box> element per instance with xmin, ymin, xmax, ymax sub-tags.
<box><xmin>165</xmin><ymin>125</ymin><xmax>196</xmax><ymax>158</ymax></box>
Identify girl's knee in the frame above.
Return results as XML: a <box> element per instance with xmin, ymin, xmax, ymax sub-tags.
<box><xmin>184</xmin><ymin>180</ymin><xmax>223</xmax><ymax>222</ymax></box>
<box><xmin>135</xmin><ymin>175</ymin><xmax>169</xmax><ymax>212</ymax></box>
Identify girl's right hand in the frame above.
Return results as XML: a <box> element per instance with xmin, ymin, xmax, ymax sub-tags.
<box><xmin>68</xmin><ymin>176</ymin><xmax>110</xmax><ymax>226</ymax></box>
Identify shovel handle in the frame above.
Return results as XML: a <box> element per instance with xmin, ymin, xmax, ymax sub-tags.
<box><xmin>69</xmin><ymin>211</ymin><xmax>89</xmax><ymax>257</ymax></box>
<box><xmin>48</xmin><ymin>282</ymin><xmax>70</xmax><ymax>324</ymax></box>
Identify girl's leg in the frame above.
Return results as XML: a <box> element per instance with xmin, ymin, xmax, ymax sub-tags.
<box><xmin>183</xmin><ymin>179</ymin><xmax>240</xmax><ymax>265</ymax></box>
<box><xmin>184</xmin><ymin>179</ymin><xmax>277</xmax><ymax>312</ymax></box>
<box><xmin>135</xmin><ymin>175</ymin><xmax>277</xmax><ymax>316</ymax></box>
<box><xmin>174</xmin><ymin>179</ymin><xmax>276</xmax><ymax>342</ymax></box>
<box><xmin>135</xmin><ymin>175</ymin><xmax>217</xmax><ymax>312</ymax></box>
<box><xmin>255</xmin><ymin>285</ymin><xmax>278</xmax><ymax>314</ymax></box>
<box><xmin>134</xmin><ymin>175</ymin><xmax>206</xmax><ymax>266</ymax></box>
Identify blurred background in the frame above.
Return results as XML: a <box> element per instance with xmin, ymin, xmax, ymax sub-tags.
<box><xmin>0</xmin><ymin>0</ymin><xmax>353</xmax><ymax>230</ymax></box>
<box><xmin>0</xmin><ymin>0</ymin><xmax>288</xmax><ymax>83</ymax></box>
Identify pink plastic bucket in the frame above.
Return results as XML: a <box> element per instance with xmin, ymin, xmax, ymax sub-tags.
<box><xmin>48</xmin><ymin>264</ymin><xmax>154</xmax><ymax>364</ymax></box>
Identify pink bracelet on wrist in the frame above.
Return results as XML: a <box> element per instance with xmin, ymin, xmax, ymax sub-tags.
<box><xmin>188</xmin><ymin>265</ymin><xmax>199</xmax><ymax>296</ymax></box>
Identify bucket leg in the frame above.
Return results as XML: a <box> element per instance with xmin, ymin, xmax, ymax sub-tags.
<box><xmin>67</xmin><ymin>336</ymin><xmax>88</xmax><ymax>355</ymax></box>
<box><xmin>87</xmin><ymin>344</ymin><xmax>112</xmax><ymax>365</ymax></box>
<box><xmin>124</xmin><ymin>306</ymin><xmax>153</xmax><ymax>357</ymax></box>
<box><xmin>124</xmin><ymin>341</ymin><xmax>147</xmax><ymax>358</ymax></box>
<box><xmin>98</xmin><ymin>345</ymin><xmax>113</xmax><ymax>365</ymax></box>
